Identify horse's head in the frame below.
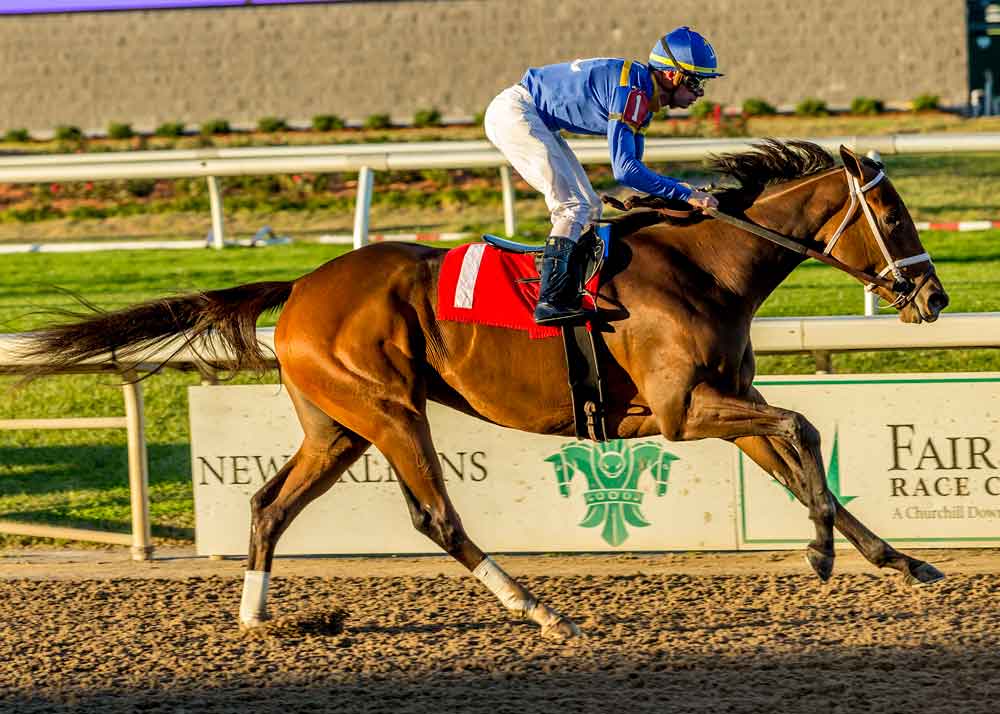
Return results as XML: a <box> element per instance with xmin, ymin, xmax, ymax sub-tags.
<box><xmin>820</xmin><ymin>146</ymin><xmax>948</xmax><ymax>323</ymax></box>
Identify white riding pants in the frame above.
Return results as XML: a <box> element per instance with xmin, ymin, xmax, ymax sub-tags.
<box><xmin>484</xmin><ymin>84</ymin><xmax>602</xmax><ymax>242</ymax></box>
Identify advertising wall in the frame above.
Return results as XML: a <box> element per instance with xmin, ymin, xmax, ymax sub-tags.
<box><xmin>190</xmin><ymin>374</ymin><xmax>1000</xmax><ymax>557</ymax></box>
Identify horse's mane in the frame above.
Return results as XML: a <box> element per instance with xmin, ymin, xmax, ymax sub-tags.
<box><xmin>710</xmin><ymin>138</ymin><xmax>835</xmax><ymax>207</ymax></box>
<box><xmin>604</xmin><ymin>139</ymin><xmax>836</xmax><ymax>234</ymax></box>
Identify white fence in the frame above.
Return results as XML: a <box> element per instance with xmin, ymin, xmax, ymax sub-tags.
<box><xmin>0</xmin><ymin>312</ymin><xmax>998</xmax><ymax>557</ymax></box>
<box><xmin>2</xmin><ymin>132</ymin><xmax>1000</xmax><ymax>249</ymax></box>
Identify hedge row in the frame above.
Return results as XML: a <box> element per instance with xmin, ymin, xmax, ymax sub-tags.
<box><xmin>718</xmin><ymin>94</ymin><xmax>940</xmax><ymax>118</ymax></box>
<box><xmin>1</xmin><ymin>95</ymin><xmax>945</xmax><ymax>143</ymax></box>
<box><xmin>2</xmin><ymin>108</ymin><xmax>447</xmax><ymax>143</ymax></box>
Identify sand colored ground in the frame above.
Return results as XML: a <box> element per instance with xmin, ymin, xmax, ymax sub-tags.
<box><xmin>1</xmin><ymin>548</ymin><xmax>999</xmax><ymax>713</ymax></box>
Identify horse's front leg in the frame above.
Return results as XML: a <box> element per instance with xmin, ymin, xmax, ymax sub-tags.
<box><xmin>831</xmin><ymin>497</ymin><xmax>944</xmax><ymax>585</ymax></box>
<box><xmin>735</xmin><ymin>434</ymin><xmax>944</xmax><ymax>585</ymax></box>
<box><xmin>658</xmin><ymin>382</ymin><xmax>837</xmax><ymax>581</ymax></box>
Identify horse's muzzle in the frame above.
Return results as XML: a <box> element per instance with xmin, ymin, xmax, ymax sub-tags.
<box><xmin>900</xmin><ymin>271</ymin><xmax>949</xmax><ymax>324</ymax></box>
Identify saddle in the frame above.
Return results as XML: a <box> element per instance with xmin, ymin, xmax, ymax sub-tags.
<box><xmin>483</xmin><ymin>223</ymin><xmax>608</xmax><ymax>287</ymax></box>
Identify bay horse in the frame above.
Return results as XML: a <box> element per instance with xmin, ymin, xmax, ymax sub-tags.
<box><xmin>10</xmin><ymin>141</ymin><xmax>949</xmax><ymax>640</ymax></box>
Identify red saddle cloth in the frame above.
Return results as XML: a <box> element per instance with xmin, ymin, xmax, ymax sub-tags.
<box><xmin>436</xmin><ymin>243</ymin><xmax>598</xmax><ymax>340</ymax></box>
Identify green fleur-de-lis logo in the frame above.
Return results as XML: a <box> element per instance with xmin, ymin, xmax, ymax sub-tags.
<box><xmin>545</xmin><ymin>439</ymin><xmax>680</xmax><ymax>546</ymax></box>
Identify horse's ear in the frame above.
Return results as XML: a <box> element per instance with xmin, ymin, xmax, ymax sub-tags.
<box><xmin>839</xmin><ymin>145</ymin><xmax>863</xmax><ymax>178</ymax></box>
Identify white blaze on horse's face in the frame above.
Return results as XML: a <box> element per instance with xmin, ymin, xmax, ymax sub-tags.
<box><xmin>827</xmin><ymin>147</ymin><xmax>948</xmax><ymax>323</ymax></box>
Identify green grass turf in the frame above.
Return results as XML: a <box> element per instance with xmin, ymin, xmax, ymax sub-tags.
<box><xmin>0</xmin><ymin>230</ymin><xmax>996</xmax><ymax>546</ymax></box>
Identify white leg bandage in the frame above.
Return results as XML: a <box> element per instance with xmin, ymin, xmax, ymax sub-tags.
<box><xmin>239</xmin><ymin>570</ymin><xmax>270</xmax><ymax>626</ymax></box>
<box><xmin>472</xmin><ymin>556</ymin><xmax>563</xmax><ymax>630</ymax></box>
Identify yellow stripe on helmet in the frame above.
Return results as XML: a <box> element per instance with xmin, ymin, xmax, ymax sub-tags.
<box><xmin>648</xmin><ymin>52</ymin><xmax>717</xmax><ymax>75</ymax></box>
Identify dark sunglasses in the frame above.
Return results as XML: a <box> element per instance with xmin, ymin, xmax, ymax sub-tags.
<box><xmin>680</xmin><ymin>73</ymin><xmax>707</xmax><ymax>97</ymax></box>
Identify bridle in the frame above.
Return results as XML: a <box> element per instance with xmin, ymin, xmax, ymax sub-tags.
<box><xmin>705</xmin><ymin>165</ymin><xmax>934</xmax><ymax>310</ymax></box>
<box><xmin>822</xmin><ymin>167</ymin><xmax>934</xmax><ymax>308</ymax></box>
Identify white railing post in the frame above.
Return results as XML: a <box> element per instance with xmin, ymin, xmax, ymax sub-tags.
<box><xmin>500</xmin><ymin>164</ymin><xmax>517</xmax><ymax>237</ymax></box>
<box><xmin>121</xmin><ymin>372</ymin><xmax>153</xmax><ymax>561</ymax></box>
<box><xmin>206</xmin><ymin>176</ymin><xmax>225</xmax><ymax>250</ymax></box>
<box><xmin>353</xmin><ymin>166</ymin><xmax>375</xmax><ymax>249</ymax></box>
<box><xmin>864</xmin><ymin>291</ymin><xmax>880</xmax><ymax>316</ymax></box>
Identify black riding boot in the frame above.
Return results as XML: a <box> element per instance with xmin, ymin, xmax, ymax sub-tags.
<box><xmin>534</xmin><ymin>236</ymin><xmax>587</xmax><ymax>326</ymax></box>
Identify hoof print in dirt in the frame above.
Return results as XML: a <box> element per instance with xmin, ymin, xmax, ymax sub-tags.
<box><xmin>243</xmin><ymin>607</ymin><xmax>348</xmax><ymax>637</ymax></box>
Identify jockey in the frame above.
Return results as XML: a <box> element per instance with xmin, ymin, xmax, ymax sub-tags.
<box><xmin>484</xmin><ymin>26</ymin><xmax>723</xmax><ymax>326</ymax></box>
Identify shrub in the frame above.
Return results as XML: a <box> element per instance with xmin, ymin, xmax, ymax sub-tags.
<box><xmin>200</xmin><ymin>118</ymin><xmax>232</xmax><ymax>135</ymax></box>
<box><xmin>54</xmin><ymin>125</ymin><xmax>84</xmax><ymax>141</ymax></box>
<box><xmin>125</xmin><ymin>179</ymin><xmax>156</xmax><ymax>198</ymax></box>
<box><xmin>689</xmin><ymin>101</ymin><xmax>718</xmax><ymax>119</ymax></box>
<box><xmin>412</xmin><ymin>107</ymin><xmax>442</xmax><ymax>128</ymax></box>
<box><xmin>718</xmin><ymin>114</ymin><xmax>749</xmax><ymax>138</ymax></box>
<box><xmin>107</xmin><ymin>122</ymin><xmax>134</xmax><ymax>140</ymax></box>
<box><xmin>7</xmin><ymin>204</ymin><xmax>62</xmax><ymax>222</ymax></box>
<box><xmin>257</xmin><ymin>116</ymin><xmax>288</xmax><ymax>133</ymax></box>
<box><xmin>912</xmin><ymin>94</ymin><xmax>940</xmax><ymax>112</ymax></box>
<box><xmin>795</xmin><ymin>98</ymin><xmax>829</xmax><ymax>117</ymax></box>
<box><xmin>68</xmin><ymin>205</ymin><xmax>108</xmax><ymax>220</ymax></box>
<box><xmin>3</xmin><ymin>128</ymin><xmax>30</xmax><ymax>142</ymax></box>
<box><xmin>312</xmin><ymin>114</ymin><xmax>345</xmax><ymax>131</ymax></box>
<box><xmin>154</xmin><ymin>121</ymin><xmax>186</xmax><ymax>137</ymax></box>
<box><xmin>742</xmin><ymin>98</ymin><xmax>776</xmax><ymax>116</ymax></box>
<box><xmin>420</xmin><ymin>168</ymin><xmax>451</xmax><ymax>185</ymax></box>
<box><xmin>364</xmin><ymin>113</ymin><xmax>392</xmax><ymax>130</ymax></box>
<box><xmin>850</xmin><ymin>96</ymin><xmax>884</xmax><ymax>115</ymax></box>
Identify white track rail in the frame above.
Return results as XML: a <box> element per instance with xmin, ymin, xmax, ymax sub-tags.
<box><xmin>1</xmin><ymin>132</ymin><xmax>999</xmax><ymax>249</ymax></box>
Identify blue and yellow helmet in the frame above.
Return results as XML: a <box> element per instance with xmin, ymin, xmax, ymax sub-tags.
<box><xmin>649</xmin><ymin>26</ymin><xmax>723</xmax><ymax>78</ymax></box>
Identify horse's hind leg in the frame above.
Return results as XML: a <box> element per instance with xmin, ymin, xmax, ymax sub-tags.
<box><xmin>240</xmin><ymin>384</ymin><xmax>370</xmax><ymax>628</ymax></box>
<box><xmin>374</xmin><ymin>407</ymin><xmax>581</xmax><ymax>640</ymax></box>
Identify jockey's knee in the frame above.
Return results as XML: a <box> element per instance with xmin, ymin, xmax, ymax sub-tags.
<box><xmin>551</xmin><ymin>215</ymin><xmax>586</xmax><ymax>242</ymax></box>
<box><xmin>552</xmin><ymin>204</ymin><xmax>594</xmax><ymax>242</ymax></box>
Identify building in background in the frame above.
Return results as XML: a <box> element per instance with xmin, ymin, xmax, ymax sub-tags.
<box><xmin>0</xmin><ymin>0</ymin><xmax>980</xmax><ymax>133</ymax></box>
<box><xmin>969</xmin><ymin>0</ymin><xmax>1000</xmax><ymax>114</ymax></box>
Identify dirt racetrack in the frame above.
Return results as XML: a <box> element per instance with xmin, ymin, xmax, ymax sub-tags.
<box><xmin>2</xmin><ymin>547</ymin><xmax>1000</xmax><ymax>713</ymax></box>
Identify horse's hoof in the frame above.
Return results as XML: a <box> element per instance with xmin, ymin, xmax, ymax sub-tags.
<box><xmin>541</xmin><ymin>616</ymin><xmax>582</xmax><ymax>641</ymax></box>
<box><xmin>905</xmin><ymin>561</ymin><xmax>945</xmax><ymax>587</ymax></box>
<box><xmin>805</xmin><ymin>546</ymin><xmax>834</xmax><ymax>582</ymax></box>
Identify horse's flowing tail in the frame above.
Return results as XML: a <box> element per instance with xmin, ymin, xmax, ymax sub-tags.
<box><xmin>6</xmin><ymin>281</ymin><xmax>294</xmax><ymax>381</ymax></box>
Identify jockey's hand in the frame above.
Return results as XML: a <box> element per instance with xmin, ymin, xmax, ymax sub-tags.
<box><xmin>686</xmin><ymin>190</ymin><xmax>719</xmax><ymax>211</ymax></box>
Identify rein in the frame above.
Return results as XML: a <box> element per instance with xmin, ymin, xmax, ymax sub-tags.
<box><xmin>703</xmin><ymin>207</ymin><xmax>897</xmax><ymax>292</ymax></box>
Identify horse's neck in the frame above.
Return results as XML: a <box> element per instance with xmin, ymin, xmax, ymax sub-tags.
<box><xmin>747</xmin><ymin>168</ymin><xmax>844</xmax><ymax>238</ymax></box>
<box><xmin>703</xmin><ymin>170</ymin><xmax>846</xmax><ymax>311</ymax></box>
